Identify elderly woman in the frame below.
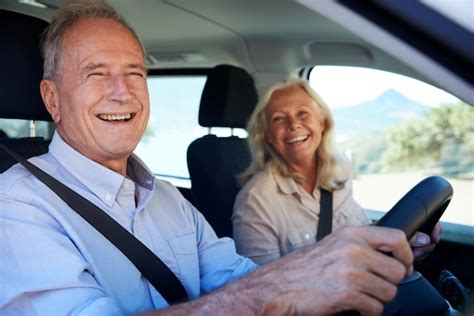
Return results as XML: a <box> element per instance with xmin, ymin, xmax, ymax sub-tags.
<box><xmin>232</xmin><ymin>79</ymin><xmax>439</xmax><ymax>265</ymax></box>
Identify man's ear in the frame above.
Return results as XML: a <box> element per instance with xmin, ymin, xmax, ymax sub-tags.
<box><xmin>40</xmin><ymin>79</ymin><xmax>61</xmax><ymax>123</ymax></box>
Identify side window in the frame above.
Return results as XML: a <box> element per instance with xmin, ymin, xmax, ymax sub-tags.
<box><xmin>0</xmin><ymin>119</ymin><xmax>52</xmax><ymax>139</ymax></box>
<box><xmin>137</xmin><ymin>75</ymin><xmax>248</xmax><ymax>187</ymax></box>
<box><xmin>309</xmin><ymin>66</ymin><xmax>473</xmax><ymax>228</ymax></box>
<box><xmin>135</xmin><ymin>76</ymin><xmax>207</xmax><ymax>187</ymax></box>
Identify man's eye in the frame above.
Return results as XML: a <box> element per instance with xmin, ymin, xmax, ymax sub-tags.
<box><xmin>88</xmin><ymin>72</ymin><xmax>105</xmax><ymax>78</ymax></box>
<box><xmin>128</xmin><ymin>72</ymin><xmax>145</xmax><ymax>78</ymax></box>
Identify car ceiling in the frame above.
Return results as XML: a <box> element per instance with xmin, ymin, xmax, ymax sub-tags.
<box><xmin>2</xmin><ymin>0</ymin><xmax>430</xmax><ymax>89</ymax></box>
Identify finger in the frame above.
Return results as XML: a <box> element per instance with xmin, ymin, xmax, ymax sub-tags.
<box><xmin>359</xmin><ymin>226</ymin><xmax>413</xmax><ymax>275</ymax></box>
<box><xmin>340</xmin><ymin>291</ymin><xmax>385</xmax><ymax>316</ymax></box>
<box><xmin>409</xmin><ymin>232</ymin><xmax>430</xmax><ymax>247</ymax></box>
<box><xmin>364</xmin><ymin>249</ymin><xmax>408</xmax><ymax>285</ymax></box>
<box><xmin>351</xmin><ymin>267</ymin><xmax>399</xmax><ymax>304</ymax></box>
<box><xmin>263</xmin><ymin>290</ymin><xmax>385</xmax><ymax>316</ymax></box>
<box><xmin>431</xmin><ymin>223</ymin><xmax>442</xmax><ymax>243</ymax></box>
<box><xmin>413</xmin><ymin>244</ymin><xmax>435</xmax><ymax>260</ymax></box>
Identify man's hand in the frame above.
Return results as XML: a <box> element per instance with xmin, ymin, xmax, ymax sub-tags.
<box><xmin>259</xmin><ymin>226</ymin><xmax>413</xmax><ymax>316</ymax></box>
<box><xmin>146</xmin><ymin>226</ymin><xmax>413</xmax><ymax>316</ymax></box>
<box><xmin>409</xmin><ymin>222</ymin><xmax>442</xmax><ymax>261</ymax></box>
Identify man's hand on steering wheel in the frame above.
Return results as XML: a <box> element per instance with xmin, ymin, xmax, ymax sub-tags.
<box><xmin>409</xmin><ymin>222</ymin><xmax>442</xmax><ymax>261</ymax></box>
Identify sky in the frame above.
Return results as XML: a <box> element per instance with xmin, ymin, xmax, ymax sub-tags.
<box><xmin>309</xmin><ymin>66</ymin><xmax>461</xmax><ymax>108</ymax></box>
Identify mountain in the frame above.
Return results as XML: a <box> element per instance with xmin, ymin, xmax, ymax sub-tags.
<box><xmin>332</xmin><ymin>89</ymin><xmax>430</xmax><ymax>138</ymax></box>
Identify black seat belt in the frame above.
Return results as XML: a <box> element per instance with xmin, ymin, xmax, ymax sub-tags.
<box><xmin>317</xmin><ymin>188</ymin><xmax>333</xmax><ymax>241</ymax></box>
<box><xmin>0</xmin><ymin>144</ymin><xmax>188</xmax><ymax>305</ymax></box>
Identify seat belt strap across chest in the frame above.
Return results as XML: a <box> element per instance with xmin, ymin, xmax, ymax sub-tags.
<box><xmin>317</xmin><ymin>188</ymin><xmax>333</xmax><ymax>241</ymax></box>
<box><xmin>0</xmin><ymin>144</ymin><xmax>188</xmax><ymax>305</ymax></box>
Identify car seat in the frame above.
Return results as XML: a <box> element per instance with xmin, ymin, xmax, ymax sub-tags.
<box><xmin>187</xmin><ymin>65</ymin><xmax>258</xmax><ymax>237</ymax></box>
<box><xmin>0</xmin><ymin>10</ymin><xmax>51</xmax><ymax>172</ymax></box>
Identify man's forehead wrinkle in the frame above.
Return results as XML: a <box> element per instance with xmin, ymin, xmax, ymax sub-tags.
<box><xmin>80</xmin><ymin>62</ymin><xmax>146</xmax><ymax>72</ymax></box>
<box><xmin>129</xmin><ymin>64</ymin><xmax>147</xmax><ymax>72</ymax></box>
<box><xmin>83</xmin><ymin>63</ymin><xmax>107</xmax><ymax>71</ymax></box>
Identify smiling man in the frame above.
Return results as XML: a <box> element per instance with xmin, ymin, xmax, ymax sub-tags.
<box><xmin>40</xmin><ymin>16</ymin><xmax>149</xmax><ymax>175</ymax></box>
<box><xmin>0</xmin><ymin>1</ymin><xmax>415</xmax><ymax>315</ymax></box>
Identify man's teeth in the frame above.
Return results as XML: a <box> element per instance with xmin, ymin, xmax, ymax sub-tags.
<box><xmin>98</xmin><ymin>113</ymin><xmax>132</xmax><ymax>121</ymax></box>
<box><xmin>287</xmin><ymin>135</ymin><xmax>308</xmax><ymax>144</ymax></box>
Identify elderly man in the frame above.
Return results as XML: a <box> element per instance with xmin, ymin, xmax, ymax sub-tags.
<box><xmin>0</xmin><ymin>1</ymin><xmax>413</xmax><ymax>315</ymax></box>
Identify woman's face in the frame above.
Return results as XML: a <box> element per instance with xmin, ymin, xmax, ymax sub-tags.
<box><xmin>264</xmin><ymin>85</ymin><xmax>325</xmax><ymax>171</ymax></box>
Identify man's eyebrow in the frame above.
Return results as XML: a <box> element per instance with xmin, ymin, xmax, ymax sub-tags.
<box><xmin>128</xmin><ymin>64</ymin><xmax>147</xmax><ymax>73</ymax></box>
<box><xmin>82</xmin><ymin>63</ymin><xmax>106</xmax><ymax>73</ymax></box>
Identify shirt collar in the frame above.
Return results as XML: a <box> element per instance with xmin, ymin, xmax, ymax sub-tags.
<box><xmin>49</xmin><ymin>131</ymin><xmax>155</xmax><ymax>207</ymax></box>
<box><xmin>269</xmin><ymin>163</ymin><xmax>322</xmax><ymax>198</ymax></box>
<box><xmin>269</xmin><ymin>166</ymin><xmax>299</xmax><ymax>195</ymax></box>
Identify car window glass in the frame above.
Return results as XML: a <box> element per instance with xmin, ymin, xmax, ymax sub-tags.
<box><xmin>136</xmin><ymin>75</ymin><xmax>246</xmax><ymax>188</ymax></box>
<box><xmin>0</xmin><ymin>119</ymin><xmax>51</xmax><ymax>139</ymax></box>
<box><xmin>309</xmin><ymin>66</ymin><xmax>473</xmax><ymax>227</ymax></box>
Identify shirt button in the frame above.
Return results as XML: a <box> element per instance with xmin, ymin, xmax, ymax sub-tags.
<box><xmin>105</xmin><ymin>193</ymin><xmax>112</xmax><ymax>201</ymax></box>
<box><xmin>304</xmin><ymin>233</ymin><xmax>310</xmax><ymax>240</ymax></box>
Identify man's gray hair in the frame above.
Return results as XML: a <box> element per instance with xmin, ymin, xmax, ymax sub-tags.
<box><xmin>41</xmin><ymin>0</ymin><xmax>145</xmax><ymax>81</ymax></box>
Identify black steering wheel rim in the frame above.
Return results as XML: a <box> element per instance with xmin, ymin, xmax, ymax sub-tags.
<box><xmin>375</xmin><ymin>175</ymin><xmax>453</xmax><ymax>240</ymax></box>
<box><xmin>373</xmin><ymin>176</ymin><xmax>455</xmax><ymax>316</ymax></box>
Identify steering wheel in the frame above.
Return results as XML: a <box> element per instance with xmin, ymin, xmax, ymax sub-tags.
<box><xmin>374</xmin><ymin>176</ymin><xmax>456</xmax><ymax>316</ymax></box>
<box><xmin>376</xmin><ymin>175</ymin><xmax>452</xmax><ymax>240</ymax></box>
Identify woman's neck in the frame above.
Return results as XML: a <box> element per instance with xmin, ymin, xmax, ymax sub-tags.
<box><xmin>289</xmin><ymin>159</ymin><xmax>317</xmax><ymax>195</ymax></box>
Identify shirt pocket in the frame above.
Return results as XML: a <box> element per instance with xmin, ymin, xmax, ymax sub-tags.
<box><xmin>286</xmin><ymin>225</ymin><xmax>316</xmax><ymax>253</ymax></box>
<box><xmin>167</xmin><ymin>233</ymin><xmax>199</xmax><ymax>281</ymax></box>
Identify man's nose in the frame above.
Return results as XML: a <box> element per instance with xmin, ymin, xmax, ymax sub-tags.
<box><xmin>107</xmin><ymin>75</ymin><xmax>132</xmax><ymax>103</ymax></box>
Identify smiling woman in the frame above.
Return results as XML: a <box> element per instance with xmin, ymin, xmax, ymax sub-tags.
<box><xmin>232</xmin><ymin>79</ymin><xmax>370</xmax><ymax>264</ymax></box>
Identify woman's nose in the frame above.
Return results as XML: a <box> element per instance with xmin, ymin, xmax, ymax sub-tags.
<box><xmin>286</xmin><ymin>116</ymin><xmax>301</xmax><ymax>131</ymax></box>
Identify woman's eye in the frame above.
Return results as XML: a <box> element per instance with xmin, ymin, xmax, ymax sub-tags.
<box><xmin>272</xmin><ymin>116</ymin><xmax>284</xmax><ymax>123</ymax></box>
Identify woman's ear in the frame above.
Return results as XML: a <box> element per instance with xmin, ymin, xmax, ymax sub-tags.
<box><xmin>265</xmin><ymin>131</ymin><xmax>273</xmax><ymax>145</ymax></box>
<box><xmin>40</xmin><ymin>79</ymin><xmax>61</xmax><ymax>123</ymax></box>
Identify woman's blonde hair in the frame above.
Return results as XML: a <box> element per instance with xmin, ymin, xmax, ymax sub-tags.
<box><xmin>240</xmin><ymin>78</ymin><xmax>345</xmax><ymax>190</ymax></box>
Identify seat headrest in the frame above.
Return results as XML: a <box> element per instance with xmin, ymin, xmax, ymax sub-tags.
<box><xmin>0</xmin><ymin>10</ymin><xmax>52</xmax><ymax>121</ymax></box>
<box><xmin>199</xmin><ymin>65</ymin><xmax>258</xmax><ymax>129</ymax></box>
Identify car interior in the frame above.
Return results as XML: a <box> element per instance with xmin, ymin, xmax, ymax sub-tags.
<box><xmin>0</xmin><ymin>9</ymin><xmax>51</xmax><ymax>172</ymax></box>
<box><xmin>187</xmin><ymin>64</ymin><xmax>258</xmax><ymax>238</ymax></box>
<box><xmin>0</xmin><ymin>0</ymin><xmax>473</xmax><ymax>314</ymax></box>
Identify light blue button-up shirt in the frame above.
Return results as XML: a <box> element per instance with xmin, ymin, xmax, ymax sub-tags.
<box><xmin>0</xmin><ymin>132</ymin><xmax>258</xmax><ymax>315</ymax></box>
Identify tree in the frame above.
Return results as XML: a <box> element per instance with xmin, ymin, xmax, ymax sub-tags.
<box><xmin>382</xmin><ymin>102</ymin><xmax>474</xmax><ymax>175</ymax></box>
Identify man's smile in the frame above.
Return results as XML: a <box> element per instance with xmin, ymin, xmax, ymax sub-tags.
<box><xmin>96</xmin><ymin>112</ymin><xmax>135</xmax><ymax>122</ymax></box>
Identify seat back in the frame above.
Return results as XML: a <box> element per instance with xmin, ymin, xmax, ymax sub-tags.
<box><xmin>187</xmin><ymin>65</ymin><xmax>258</xmax><ymax>237</ymax></box>
<box><xmin>0</xmin><ymin>10</ymin><xmax>51</xmax><ymax>172</ymax></box>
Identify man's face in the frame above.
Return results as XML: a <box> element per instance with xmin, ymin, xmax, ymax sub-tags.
<box><xmin>41</xmin><ymin>18</ymin><xmax>149</xmax><ymax>174</ymax></box>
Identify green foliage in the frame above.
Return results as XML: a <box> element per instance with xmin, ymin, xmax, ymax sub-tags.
<box><xmin>338</xmin><ymin>133</ymin><xmax>387</xmax><ymax>176</ymax></box>
<box><xmin>382</xmin><ymin>102</ymin><xmax>474</xmax><ymax>176</ymax></box>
